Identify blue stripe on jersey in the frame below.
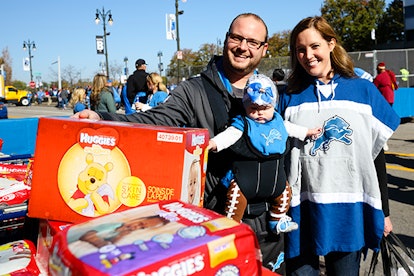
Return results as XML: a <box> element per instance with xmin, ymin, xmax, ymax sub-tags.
<box><xmin>286</xmin><ymin>200</ymin><xmax>384</xmax><ymax>258</ymax></box>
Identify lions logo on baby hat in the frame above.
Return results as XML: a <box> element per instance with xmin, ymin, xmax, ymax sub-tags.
<box><xmin>243</xmin><ymin>74</ymin><xmax>278</xmax><ymax>107</ymax></box>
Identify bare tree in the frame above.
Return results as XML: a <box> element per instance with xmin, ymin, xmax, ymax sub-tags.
<box><xmin>62</xmin><ymin>65</ymin><xmax>81</xmax><ymax>88</ymax></box>
<box><xmin>1</xmin><ymin>47</ymin><xmax>13</xmax><ymax>85</ymax></box>
<box><xmin>109</xmin><ymin>60</ymin><xmax>123</xmax><ymax>82</ymax></box>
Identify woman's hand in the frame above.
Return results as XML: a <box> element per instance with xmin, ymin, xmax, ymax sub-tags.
<box><xmin>384</xmin><ymin>216</ymin><xmax>393</xmax><ymax>237</ymax></box>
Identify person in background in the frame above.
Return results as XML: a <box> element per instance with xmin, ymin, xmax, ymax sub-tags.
<box><xmin>60</xmin><ymin>87</ymin><xmax>69</xmax><ymax>110</ymax></box>
<box><xmin>72</xmin><ymin>13</ymin><xmax>287</xmax><ymax>274</ymax></box>
<box><xmin>272</xmin><ymin>68</ymin><xmax>288</xmax><ymax>94</ymax></box>
<box><xmin>208</xmin><ymin>74</ymin><xmax>321</xmax><ymax>232</ymax></box>
<box><xmin>373</xmin><ymin>62</ymin><xmax>398</xmax><ymax>151</ymax></box>
<box><xmin>117</xmin><ymin>84</ymin><xmax>124</xmax><ymax>109</ymax></box>
<box><xmin>107</xmin><ymin>79</ymin><xmax>122</xmax><ymax>110</ymax></box>
<box><xmin>400</xmin><ymin>68</ymin><xmax>409</xmax><ymax>82</ymax></box>
<box><xmin>0</xmin><ymin>102</ymin><xmax>8</xmax><ymax>119</ymax></box>
<box><xmin>69</xmin><ymin>87</ymin><xmax>87</xmax><ymax>114</ymax></box>
<box><xmin>354</xmin><ymin>67</ymin><xmax>373</xmax><ymax>82</ymax></box>
<box><xmin>51</xmin><ymin>87</ymin><xmax>58</xmax><ymax>97</ymax></box>
<box><xmin>90</xmin><ymin>74</ymin><xmax>117</xmax><ymax>113</ymax></box>
<box><xmin>279</xmin><ymin>16</ymin><xmax>400</xmax><ymax>275</ymax></box>
<box><xmin>85</xmin><ymin>85</ymin><xmax>92</xmax><ymax>109</ymax></box>
<box><xmin>373</xmin><ymin>62</ymin><xmax>398</xmax><ymax>106</ymax></box>
<box><xmin>126</xmin><ymin>59</ymin><xmax>149</xmax><ymax>106</ymax></box>
<box><xmin>45</xmin><ymin>89</ymin><xmax>53</xmax><ymax>105</ymax></box>
<box><xmin>133</xmin><ymin>72</ymin><xmax>169</xmax><ymax>112</ymax></box>
<box><xmin>36</xmin><ymin>88</ymin><xmax>45</xmax><ymax>105</ymax></box>
<box><xmin>56</xmin><ymin>89</ymin><xmax>62</xmax><ymax>108</ymax></box>
<box><xmin>27</xmin><ymin>90</ymin><xmax>33</xmax><ymax>106</ymax></box>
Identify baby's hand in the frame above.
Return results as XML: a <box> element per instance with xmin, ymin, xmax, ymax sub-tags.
<box><xmin>308</xmin><ymin>127</ymin><xmax>322</xmax><ymax>140</ymax></box>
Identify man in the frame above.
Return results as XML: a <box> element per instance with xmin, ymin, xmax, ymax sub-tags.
<box><xmin>73</xmin><ymin>13</ymin><xmax>285</xmax><ymax>274</ymax></box>
<box><xmin>373</xmin><ymin>62</ymin><xmax>397</xmax><ymax>152</ymax></box>
<box><xmin>126</xmin><ymin>59</ymin><xmax>149</xmax><ymax>106</ymax></box>
<box><xmin>373</xmin><ymin>62</ymin><xmax>397</xmax><ymax>106</ymax></box>
<box><xmin>272</xmin><ymin>68</ymin><xmax>287</xmax><ymax>94</ymax></box>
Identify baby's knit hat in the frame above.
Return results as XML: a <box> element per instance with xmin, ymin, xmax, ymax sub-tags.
<box><xmin>243</xmin><ymin>74</ymin><xmax>278</xmax><ymax>107</ymax></box>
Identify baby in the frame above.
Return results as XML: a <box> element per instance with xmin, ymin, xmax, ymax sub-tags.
<box><xmin>208</xmin><ymin>74</ymin><xmax>321</xmax><ymax>234</ymax></box>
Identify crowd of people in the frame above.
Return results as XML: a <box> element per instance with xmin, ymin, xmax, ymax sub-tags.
<box><xmin>72</xmin><ymin>13</ymin><xmax>400</xmax><ymax>275</ymax></box>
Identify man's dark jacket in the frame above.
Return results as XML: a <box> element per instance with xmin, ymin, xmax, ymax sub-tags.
<box><xmin>98</xmin><ymin>56</ymin><xmax>285</xmax><ymax>272</ymax></box>
<box><xmin>126</xmin><ymin>69</ymin><xmax>149</xmax><ymax>104</ymax></box>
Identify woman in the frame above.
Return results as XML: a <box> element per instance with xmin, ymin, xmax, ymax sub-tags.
<box><xmin>134</xmin><ymin>72</ymin><xmax>168</xmax><ymax>112</ymax></box>
<box><xmin>279</xmin><ymin>16</ymin><xmax>400</xmax><ymax>275</ymax></box>
<box><xmin>90</xmin><ymin>74</ymin><xmax>117</xmax><ymax>113</ymax></box>
<box><xmin>69</xmin><ymin>87</ymin><xmax>87</xmax><ymax>114</ymax></box>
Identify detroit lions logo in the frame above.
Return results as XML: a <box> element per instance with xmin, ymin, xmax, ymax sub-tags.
<box><xmin>261</xmin><ymin>128</ymin><xmax>282</xmax><ymax>146</ymax></box>
<box><xmin>310</xmin><ymin>115</ymin><xmax>353</xmax><ymax>156</ymax></box>
<box><xmin>267</xmin><ymin>252</ymin><xmax>284</xmax><ymax>272</ymax></box>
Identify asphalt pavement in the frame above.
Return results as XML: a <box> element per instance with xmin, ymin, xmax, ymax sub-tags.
<box><xmin>6</xmin><ymin>104</ymin><xmax>414</xmax><ymax>274</ymax></box>
<box><xmin>7</xmin><ymin>102</ymin><xmax>73</xmax><ymax>118</ymax></box>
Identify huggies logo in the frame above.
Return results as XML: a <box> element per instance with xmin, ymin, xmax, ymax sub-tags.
<box><xmin>136</xmin><ymin>255</ymin><xmax>205</xmax><ymax>276</ymax></box>
<box><xmin>78</xmin><ymin>128</ymin><xmax>119</xmax><ymax>150</ymax></box>
<box><xmin>191</xmin><ymin>134</ymin><xmax>205</xmax><ymax>147</ymax></box>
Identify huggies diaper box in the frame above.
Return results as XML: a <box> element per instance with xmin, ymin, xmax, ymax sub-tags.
<box><xmin>0</xmin><ymin>239</ymin><xmax>40</xmax><ymax>275</ymax></box>
<box><xmin>49</xmin><ymin>200</ymin><xmax>262</xmax><ymax>276</ymax></box>
<box><xmin>36</xmin><ymin>220</ymin><xmax>71</xmax><ymax>274</ymax></box>
<box><xmin>28</xmin><ymin>117</ymin><xmax>209</xmax><ymax>223</ymax></box>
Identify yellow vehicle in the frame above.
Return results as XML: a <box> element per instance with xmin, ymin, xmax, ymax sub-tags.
<box><xmin>0</xmin><ymin>75</ymin><xmax>31</xmax><ymax>106</ymax></box>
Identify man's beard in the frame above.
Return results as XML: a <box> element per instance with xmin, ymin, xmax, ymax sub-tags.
<box><xmin>226</xmin><ymin>49</ymin><xmax>260</xmax><ymax>76</ymax></box>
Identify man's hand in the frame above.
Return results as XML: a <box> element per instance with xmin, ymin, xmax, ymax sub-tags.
<box><xmin>71</xmin><ymin>110</ymin><xmax>101</xmax><ymax>120</ymax></box>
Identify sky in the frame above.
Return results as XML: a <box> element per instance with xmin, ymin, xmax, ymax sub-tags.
<box><xmin>1</xmin><ymin>0</ymin><xmax>391</xmax><ymax>84</ymax></box>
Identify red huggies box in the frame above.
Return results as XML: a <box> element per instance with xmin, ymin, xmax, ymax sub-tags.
<box><xmin>28</xmin><ymin>117</ymin><xmax>209</xmax><ymax>223</ymax></box>
<box><xmin>49</xmin><ymin>200</ymin><xmax>262</xmax><ymax>276</ymax></box>
<box><xmin>0</xmin><ymin>240</ymin><xmax>40</xmax><ymax>275</ymax></box>
<box><xmin>36</xmin><ymin>220</ymin><xmax>71</xmax><ymax>274</ymax></box>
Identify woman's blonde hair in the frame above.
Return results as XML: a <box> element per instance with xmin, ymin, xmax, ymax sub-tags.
<box><xmin>287</xmin><ymin>16</ymin><xmax>355</xmax><ymax>93</ymax></box>
<box><xmin>147</xmin><ymin>73</ymin><xmax>168</xmax><ymax>93</ymax></box>
<box><xmin>69</xmin><ymin>87</ymin><xmax>86</xmax><ymax>107</ymax></box>
<box><xmin>90</xmin><ymin>74</ymin><xmax>107</xmax><ymax>103</ymax></box>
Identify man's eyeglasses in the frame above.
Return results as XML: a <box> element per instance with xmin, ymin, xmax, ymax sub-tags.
<box><xmin>227</xmin><ymin>32</ymin><xmax>266</xmax><ymax>49</ymax></box>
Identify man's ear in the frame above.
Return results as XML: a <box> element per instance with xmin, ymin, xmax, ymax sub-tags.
<box><xmin>262</xmin><ymin>43</ymin><xmax>269</xmax><ymax>57</ymax></box>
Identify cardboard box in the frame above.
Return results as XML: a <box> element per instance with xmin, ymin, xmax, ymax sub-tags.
<box><xmin>36</xmin><ymin>220</ymin><xmax>71</xmax><ymax>274</ymax></box>
<box><xmin>28</xmin><ymin>118</ymin><xmax>209</xmax><ymax>223</ymax></box>
<box><xmin>49</xmin><ymin>200</ymin><xmax>262</xmax><ymax>275</ymax></box>
<box><xmin>0</xmin><ymin>239</ymin><xmax>40</xmax><ymax>275</ymax></box>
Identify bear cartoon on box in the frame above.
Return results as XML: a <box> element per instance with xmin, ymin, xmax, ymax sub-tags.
<box><xmin>68</xmin><ymin>154</ymin><xmax>114</xmax><ymax>216</ymax></box>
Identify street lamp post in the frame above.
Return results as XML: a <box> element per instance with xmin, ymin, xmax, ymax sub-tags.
<box><xmin>95</xmin><ymin>7</ymin><xmax>113</xmax><ymax>78</ymax></box>
<box><xmin>157</xmin><ymin>51</ymin><xmax>163</xmax><ymax>76</ymax></box>
<box><xmin>216</xmin><ymin>38</ymin><xmax>222</xmax><ymax>55</ymax></box>
<box><xmin>23</xmin><ymin>39</ymin><xmax>36</xmax><ymax>82</ymax></box>
<box><xmin>175</xmin><ymin>0</ymin><xmax>184</xmax><ymax>83</ymax></box>
<box><xmin>51</xmin><ymin>56</ymin><xmax>62</xmax><ymax>90</ymax></box>
<box><xmin>123</xmin><ymin>57</ymin><xmax>129</xmax><ymax>76</ymax></box>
